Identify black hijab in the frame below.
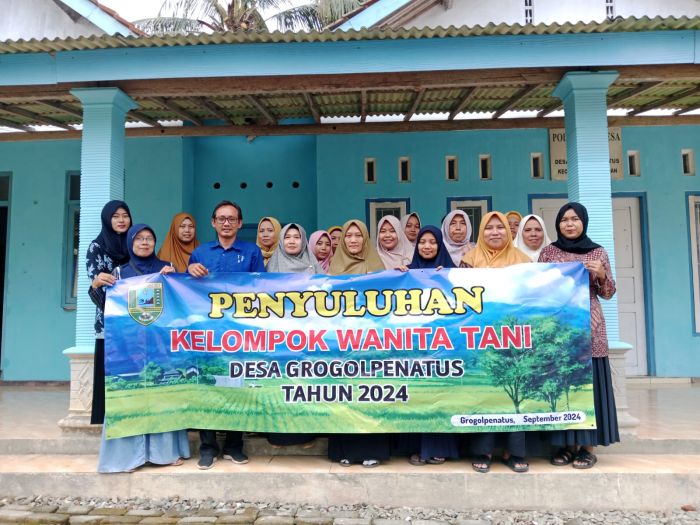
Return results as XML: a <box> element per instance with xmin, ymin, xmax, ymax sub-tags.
<box><xmin>119</xmin><ymin>224</ymin><xmax>170</xmax><ymax>278</ymax></box>
<box><xmin>552</xmin><ymin>202</ymin><xmax>602</xmax><ymax>254</ymax></box>
<box><xmin>409</xmin><ymin>226</ymin><xmax>456</xmax><ymax>269</ymax></box>
<box><xmin>94</xmin><ymin>200</ymin><xmax>131</xmax><ymax>265</ymax></box>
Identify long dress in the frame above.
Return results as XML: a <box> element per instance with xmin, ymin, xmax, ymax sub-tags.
<box><xmin>538</xmin><ymin>244</ymin><xmax>620</xmax><ymax>447</ymax></box>
<box><xmin>97</xmin><ymin>225</ymin><xmax>191</xmax><ymax>473</ymax></box>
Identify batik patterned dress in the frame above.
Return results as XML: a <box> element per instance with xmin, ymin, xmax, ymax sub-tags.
<box><xmin>538</xmin><ymin>244</ymin><xmax>620</xmax><ymax>446</ymax></box>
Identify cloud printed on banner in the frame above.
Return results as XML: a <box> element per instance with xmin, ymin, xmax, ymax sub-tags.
<box><xmin>444</xmin><ymin>263</ymin><xmax>589</xmax><ymax>310</ymax></box>
<box><xmin>166</xmin><ymin>314</ymin><xmax>208</xmax><ymax>328</ymax></box>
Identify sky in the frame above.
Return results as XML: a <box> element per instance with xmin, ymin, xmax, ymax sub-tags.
<box><xmin>100</xmin><ymin>0</ymin><xmax>310</xmax><ymax>27</ymax></box>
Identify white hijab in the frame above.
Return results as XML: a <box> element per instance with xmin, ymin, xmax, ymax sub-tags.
<box><xmin>514</xmin><ymin>214</ymin><xmax>552</xmax><ymax>262</ymax></box>
<box><xmin>441</xmin><ymin>210</ymin><xmax>474</xmax><ymax>266</ymax></box>
<box><xmin>376</xmin><ymin>215</ymin><xmax>414</xmax><ymax>269</ymax></box>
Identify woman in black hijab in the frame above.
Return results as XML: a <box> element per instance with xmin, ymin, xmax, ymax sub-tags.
<box><xmin>539</xmin><ymin>202</ymin><xmax>619</xmax><ymax>468</ymax></box>
<box><xmin>86</xmin><ymin>200</ymin><xmax>131</xmax><ymax>425</ymax></box>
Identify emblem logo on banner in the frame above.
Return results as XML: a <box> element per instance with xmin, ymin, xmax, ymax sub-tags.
<box><xmin>128</xmin><ymin>283</ymin><xmax>164</xmax><ymax>326</ymax></box>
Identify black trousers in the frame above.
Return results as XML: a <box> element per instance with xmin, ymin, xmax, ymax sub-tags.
<box><xmin>199</xmin><ymin>430</ymin><xmax>243</xmax><ymax>457</ymax></box>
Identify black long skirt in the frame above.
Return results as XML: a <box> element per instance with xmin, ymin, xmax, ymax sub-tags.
<box><xmin>420</xmin><ymin>434</ymin><xmax>460</xmax><ymax>460</ymax></box>
<box><xmin>328</xmin><ymin>434</ymin><xmax>391</xmax><ymax>462</ymax></box>
<box><xmin>549</xmin><ymin>356</ymin><xmax>620</xmax><ymax>447</ymax></box>
<box><xmin>267</xmin><ymin>433</ymin><xmax>315</xmax><ymax>446</ymax></box>
<box><xmin>90</xmin><ymin>338</ymin><xmax>105</xmax><ymax>425</ymax></box>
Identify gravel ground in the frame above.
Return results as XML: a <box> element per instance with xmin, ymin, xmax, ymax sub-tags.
<box><xmin>1</xmin><ymin>496</ymin><xmax>698</xmax><ymax>525</ymax></box>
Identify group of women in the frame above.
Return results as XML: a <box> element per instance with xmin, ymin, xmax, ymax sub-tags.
<box><xmin>87</xmin><ymin>201</ymin><xmax>618</xmax><ymax>473</ymax></box>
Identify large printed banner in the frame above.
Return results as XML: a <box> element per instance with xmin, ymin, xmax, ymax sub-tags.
<box><xmin>104</xmin><ymin>263</ymin><xmax>595</xmax><ymax>439</ymax></box>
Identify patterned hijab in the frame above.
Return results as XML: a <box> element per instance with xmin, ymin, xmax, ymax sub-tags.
<box><xmin>309</xmin><ymin>230</ymin><xmax>333</xmax><ymax>272</ymax></box>
<box><xmin>157</xmin><ymin>212</ymin><xmax>200</xmax><ymax>273</ymax></box>
<box><xmin>376</xmin><ymin>215</ymin><xmax>414</xmax><ymax>269</ymax></box>
<box><xmin>514</xmin><ymin>214</ymin><xmax>552</xmax><ymax>262</ymax></box>
<box><xmin>256</xmin><ymin>216</ymin><xmax>282</xmax><ymax>266</ymax></box>
<box><xmin>461</xmin><ymin>211</ymin><xmax>530</xmax><ymax>268</ymax></box>
<box><xmin>119</xmin><ymin>224</ymin><xmax>170</xmax><ymax>278</ymax></box>
<box><xmin>409</xmin><ymin>226</ymin><xmax>455</xmax><ymax>269</ymax></box>
<box><xmin>441</xmin><ymin>209</ymin><xmax>475</xmax><ymax>266</ymax></box>
<box><xmin>93</xmin><ymin>200</ymin><xmax>132</xmax><ymax>265</ymax></box>
<box><xmin>267</xmin><ymin>223</ymin><xmax>323</xmax><ymax>274</ymax></box>
<box><xmin>328</xmin><ymin>220</ymin><xmax>384</xmax><ymax>275</ymax></box>
<box><xmin>552</xmin><ymin>202</ymin><xmax>602</xmax><ymax>254</ymax></box>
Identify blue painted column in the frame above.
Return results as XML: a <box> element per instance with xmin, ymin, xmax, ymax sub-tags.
<box><xmin>554</xmin><ymin>72</ymin><xmax>640</xmax><ymax>430</ymax></box>
<box><xmin>59</xmin><ymin>88</ymin><xmax>136</xmax><ymax>431</ymax></box>
<box><xmin>553</xmin><ymin>71</ymin><xmax>621</xmax><ymax>344</ymax></box>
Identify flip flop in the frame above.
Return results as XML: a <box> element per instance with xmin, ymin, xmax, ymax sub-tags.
<box><xmin>550</xmin><ymin>448</ymin><xmax>574</xmax><ymax>466</ymax></box>
<box><xmin>408</xmin><ymin>454</ymin><xmax>426</xmax><ymax>466</ymax></box>
<box><xmin>502</xmin><ymin>455</ymin><xmax>529</xmax><ymax>473</ymax></box>
<box><xmin>471</xmin><ymin>455</ymin><xmax>491</xmax><ymax>473</ymax></box>
<box><xmin>572</xmin><ymin>449</ymin><xmax>597</xmax><ymax>469</ymax></box>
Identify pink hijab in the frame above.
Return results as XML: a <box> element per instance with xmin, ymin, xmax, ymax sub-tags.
<box><xmin>309</xmin><ymin>230</ymin><xmax>333</xmax><ymax>272</ymax></box>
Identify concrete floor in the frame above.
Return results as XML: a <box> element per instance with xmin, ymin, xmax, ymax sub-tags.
<box><xmin>0</xmin><ymin>381</ymin><xmax>699</xmax><ymax>511</ymax></box>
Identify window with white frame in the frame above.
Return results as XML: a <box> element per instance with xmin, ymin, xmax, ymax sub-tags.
<box><xmin>449</xmin><ymin>198</ymin><xmax>489</xmax><ymax>242</ymax></box>
<box><xmin>682</xmin><ymin>149</ymin><xmax>695</xmax><ymax>176</ymax></box>
<box><xmin>689</xmin><ymin>195</ymin><xmax>700</xmax><ymax>331</ymax></box>
<box><xmin>63</xmin><ymin>172</ymin><xmax>80</xmax><ymax>308</ymax></box>
<box><xmin>367</xmin><ymin>199</ymin><xmax>409</xmax><ymax>239</ymax></box>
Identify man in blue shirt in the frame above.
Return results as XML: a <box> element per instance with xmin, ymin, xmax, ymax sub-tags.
<box><xmin>188</xmin><ymin>200</ymin><xmax>265</xmax><ymax>469</ymax></box>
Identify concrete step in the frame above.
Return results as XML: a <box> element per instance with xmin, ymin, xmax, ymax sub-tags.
<box><xmin>3</xmin><ymin>432</ymin><xmax>700</xmax><ymax>456</ymax></box>
<box><xmin>0</xmin><ymin>453</ymin><xmax>699</xmax><ymax>511</ymax></box>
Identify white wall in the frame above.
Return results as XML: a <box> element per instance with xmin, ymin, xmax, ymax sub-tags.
<box><xmin>0</xmin><ymin>0</ymin><xmax>104</xmax><ymax>41</ymax></box>
<box><xmin>407</xmin><ymin>0</ymin><xmax>700</xmax><ymax>28</ymax></box>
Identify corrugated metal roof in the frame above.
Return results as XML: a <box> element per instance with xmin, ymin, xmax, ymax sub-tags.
<box><xmin>0</xmin><ymin>15</ymin><xmax>698</xmax><ymax>55</ymax></box>
<box><xmin>1</xmin><ymin>77</ymin><xmax>699</xmax><ymax>131</ymax></box>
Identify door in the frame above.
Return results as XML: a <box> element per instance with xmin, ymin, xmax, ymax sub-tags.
<box><xmin>0</xmin><ymin>206</ymin><xmax>6</xmax><ymax>377</ymax></box>
<box><xmin>532</xmin><ymin>196</ymin><xmax>648</xmax><ymax>376</ymax></box>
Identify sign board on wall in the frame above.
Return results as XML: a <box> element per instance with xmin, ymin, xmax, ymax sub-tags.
<box><xmin>549</xmin><ymin>127</ymin><xmax>623</xmax><ymax>181</ymax></box>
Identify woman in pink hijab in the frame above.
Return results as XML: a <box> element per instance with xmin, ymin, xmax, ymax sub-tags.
<box><xmin>308</xmin><ymin>230</ymin><xmax>333</xmax><ymax>273</ymax></box>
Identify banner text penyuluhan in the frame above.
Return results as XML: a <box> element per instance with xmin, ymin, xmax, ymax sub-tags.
<box><xmin>104</xmin><ymin>263</ymin><xmax>596</xmax><ymax>439</ymax></box>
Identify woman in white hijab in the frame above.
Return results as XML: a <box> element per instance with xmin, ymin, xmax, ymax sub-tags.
<box><xmin>376</xmin><ymin>215</ymin><xmax>414</xmax><ymax>270</ymax></box>
<box><xmin>514</xmin><ymin>214</ymin><xmax>552</xmax><ymax>262</ymax></box>
<box><xmin>441</xmin><ymin>210</ymin><xmax>475</xmax><ymax>266</ymax></box>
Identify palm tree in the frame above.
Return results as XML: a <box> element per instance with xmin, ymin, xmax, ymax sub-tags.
<box><xmin>136</xmin><ymin>0</ymin><xmax>364</xmax><ymax>35</ymax></box>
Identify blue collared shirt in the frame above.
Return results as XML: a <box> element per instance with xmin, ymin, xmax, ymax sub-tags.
<box><xmin>188</xmin><ymin>239</ymin><xmax>265</xmax><ymax>273</ymax></box>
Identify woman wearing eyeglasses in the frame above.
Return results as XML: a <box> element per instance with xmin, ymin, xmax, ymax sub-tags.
<box><xmin>97</xmin><ymin>224</ymin><xmax>190</xmax><ymax>473</ymax></box>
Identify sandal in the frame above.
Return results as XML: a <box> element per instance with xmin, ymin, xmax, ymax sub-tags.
<box><xmin>362</xmin><ymin>459</ymin><xmax>379</xmax><ymax>468</ymax></box>
<box><xmin>471</xmin><ymin>455</ymin><xmax>492</xmax><ymax>473</ymax></box>
<box><xmin>339</xmin><ymin>459</ymin><xmax>352</xmax><ymax>467</ymax></box>
<box><xmin>408</xmin><ymin>454</ymin><xmax>426</xmax><ymax>466</ymax></box>
<box><xmin>550</xmin><ymin>448</ymin><xmax>574</xmax><ymax>466</ymax></box>
<box><xmin>426</xmin><ymin>457</ymin><xmax>446</xmax><ymax>465</ymax></box>
<box><xmin>502</xmin><ymin>455</ymin><xmax>529</xmax><ymax>473</ymax></box>
<box><xmin>572</xmin><ymin>449</ymin><xmax>597</xmax><ymax>469</ymax></box>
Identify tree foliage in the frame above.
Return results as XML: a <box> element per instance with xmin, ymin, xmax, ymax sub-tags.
<box><xmin>136</xmin><ymin>0</ymin><xmax>364</xmax><ymax>35</ymax></box>
<box><xmin>481</xmin><ymin>316</ymin><xmax>592</xmax><ymax>413</ymax></box>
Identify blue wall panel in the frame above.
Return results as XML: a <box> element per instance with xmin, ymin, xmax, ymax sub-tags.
<box><xmin>0</xmin><ymin>124</ymin><xmax>698</xmax><ymax>379</ymax></box>
<box><xmin>190</xmin><ymin>134</ymin><xmax>318</xmax><ymax>241</ymax></box>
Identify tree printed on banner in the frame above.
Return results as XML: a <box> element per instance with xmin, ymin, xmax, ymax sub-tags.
<box><xmin>481</xmin><ymin>316</ymin><xmax>592</xmax><ymax>413</ymax></box>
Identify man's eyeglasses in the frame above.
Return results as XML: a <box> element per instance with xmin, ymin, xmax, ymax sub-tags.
<box><xmin>215</xmin><ymin>216</ymin><xmax>239</xmax><ymax>225</ymax></box>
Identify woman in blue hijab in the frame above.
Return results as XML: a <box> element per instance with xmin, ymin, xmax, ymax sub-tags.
<box><xmin>97</xmin><ymin>224</ymin><xmax>191</xmax><ymax>473</ymax></box>
<box><xmin>396</xmin><ymin>226</ymin><xmax>459</xmax><ymax>465</ymax></box>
